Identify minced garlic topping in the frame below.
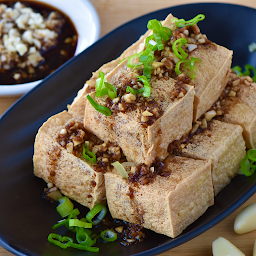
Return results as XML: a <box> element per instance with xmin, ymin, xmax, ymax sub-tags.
<box><xmin>0</xmin><ymin>1</ymin><xmax>64</xmax><ymax>74</ymax></box>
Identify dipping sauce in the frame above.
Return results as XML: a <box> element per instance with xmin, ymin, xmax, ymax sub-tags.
<box><xmin>0</xmin><ymin>1</ymin><xmax>78</xmax><ymax>85</ymax></box>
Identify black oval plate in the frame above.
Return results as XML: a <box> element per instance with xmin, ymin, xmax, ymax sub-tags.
<box><xmin>1</xmin><ymin>3</ymin><xmax>256</xmax><ymax>256</ymax></box>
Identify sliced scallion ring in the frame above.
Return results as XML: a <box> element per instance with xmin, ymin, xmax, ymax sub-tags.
<box><xmin>247</xmin><ymin>149</ymin><xmax>256</xmax><ymax>162</ymax></box>
<box><xmin>56</xmin><ymin>196</ymin><xmax>74</xmax><ymax>217</ymax></box>
<box><xmin>111</xmin><ymin>161</ymin><xmax>128</xmax><ymax>178</ymax></box>
<box><xmin>87</xmin><ymin>95</ymin><xmax>112</xmax><ymax>116</ymax></box>
<box><xmin>69</xmin><ymin>219</ymin><xmax>92</xmax><ymax>228</ymax></box>
<box><xmin>172</xmin><ymin>38</ymin><xmax>188</xmax><ymax>60</ymax></box>
<box><xmin>82</xmin><ymin>141</ymin><xmax>97</xmax><ymax>164</ymax></box>
<box><xmin>176</xmin><ymin>14</ymin><xmax>205</xmax><ymax>27</ymax></box>
<box><xmin>137</xmin><ymin>75</ymin><xmax>151</xmax><ymax>97</ymax></box>
<box><xmin>86</xmin><ymin>203</ymin><xmax>107</xmax><ymax>225</ymax></box>
<box><xmin>100</xmin><ymin>229</ymin><xmax>117</xmax><ymax>242</ymax></box>
<box><xmin>241</xmin><ymin>156</ymin><xmax>255</xmax><ymax>177</ymax></box>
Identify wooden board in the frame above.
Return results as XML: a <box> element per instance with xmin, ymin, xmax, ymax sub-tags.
<box><xmin>1</xmin><ymin>0</ymin><xmax>256</xmax><ymax>255</ymax></box>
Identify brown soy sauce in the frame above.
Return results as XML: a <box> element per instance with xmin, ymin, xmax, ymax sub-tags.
<box><xmin>0</xmin><ymin>0</ymin><xmax>78</xmax><ymax>85</ymax></box>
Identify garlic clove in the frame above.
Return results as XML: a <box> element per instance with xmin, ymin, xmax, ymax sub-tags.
<box><xmin>212</xmin><ymin>237</ymin><xmax>245</xmax><ymax>256</ymax></box>
<box><xmin>234</xmin><ymin>203</ymin><xmax>256</xmax><ymax>234</ymax></box>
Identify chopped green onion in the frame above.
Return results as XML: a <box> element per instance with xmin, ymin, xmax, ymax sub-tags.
<box><xmin>69</xmin><ymin>242</ymin><xmax>99</xmax><ymax>252</ymax></box>
<box><xmin>175</xmin><ymin>60</ymin><xmax>187</xmax><ymax>75</ymax></box>
<box><xmin>147</xmin><ymin>19</ymin><xmax>172</xmax><ymax>50</ymax></box>
<box><xmin>232</xmin><ymin>65</ymin><xmax>243</xmax><ymax>77</ymax></box>
<box><xmin>243</xmin><ymin>64</ymin><xmax>256</xmax><ymax>81</ymax></box>
<box><xmin>184</xmin><ymin>57</ymin><xmax>201</xmax><ymax>79</ymax></box>
<box><xmin>137</xmin><ymin>75</ymin><xmax>151</xmax><ymax>97</ymax></box>
<box><xmin>56</xmin><ymin>196</ymin><xmax>74</xmax><ymax>217</ymax></box>
<box><xmin>241</xmin><ymin>156</ymin><xmax>255</xmax><ymax>176</ymax></box>
<box><xmin>111</xmin><ymin>161</ymin><xmax>128</xmax><ymax>178</ymax></box>
<box><xmin>172</xmin><ymin>38</ymin><xmax>188</xmax><ymax>60</ymax></box>
<box><xmin>145</xmin><ymin>35</ymin><xmax>158</xmax><ymax>52</ymax></box>
<box><xmin>175</xmin><ymin>57</ymin><xmax>201</xmax><ymax>79</ymax></box>
<box><xmin>171</xmin><ymin>17</ymin><xmax>179</xmax><ymax>23</ymax></box>
<box><xmin>249</xmin><ymin>42</ymin><xmax>256</xmax><ymax>53</ymax></box>
<box><xmin>69</xmin><ymin>219</ymin><xmax>92</xmax><ymax>228</ymax></box>
<box><xmin>76</xmin><ymin>227</ymin><xmax>94</xmax><ymax>246</ymax></box>
<box><xmin>48</xmin><ymin>233</ymin><xmax>99</xmax><ymax>252</ymax></box>
<box><xmin>86</xmin><ymin>203</ymin><xmax>107</xmax><ymax>225</ymax></box>
<box><xmin>127</xmin><ymin>52</ymin><xmax>143</xmax><ymax>68</ymax></box>
<box><xmin>82</xmin><ymin>141</ymin><xmax>97</xmax><ymax>164</ymax></box>
<box><xmin>232</xmin><ymin>64</ymin><xmax>256</xmax><ymax>82</ymax></box>
<box><xmin>87</xmin><ymin>95</ymin><xmax>112</xmax><ymax>116</ymax></box>
<box><xmin>95</xmin><ymin>71</ymin><xmax>117</xmax><ymax>98</ymax></box>
<box><xmin>100</xmin><ymin>229</ymin><xmax>117</xmax><ymax>242</ymax></box>
<box><xmin>48</xmin><ymin>233</ymin><xmax>73</xmax><ymax>249</ymax></box>
<box><xmin>176</xmin><ymin>14</ymin><xmax>205</xmax><ymax>28</ymax></box>
<box><xmin>52</xmin><ymin>219</ymin><xmax>68</xmax><ymax>229</ymax></box>
<box><xmin>126</xmin><ymin>86</ymin><xmax>144</xmax><ymax>94</ymax></box>
<box><xmin>247</xmin><ymin>149</ymin><xmax>256</xmax><ymax>162</ymax></box>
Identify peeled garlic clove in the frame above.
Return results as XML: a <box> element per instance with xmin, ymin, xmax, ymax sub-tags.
<box><xmin>212</xmin><ymin>237</ymin><xmax>245</xmax><ymax>256</ymax></box>
<box><xmin>253</xmin><ymin>240</ymin><xmax>256</xmax><ymax>256</ymax></box>
<box><xmin>234</xmin><ymin>203</ymin><xmax>256</xmax><ymax>234</ymax></box>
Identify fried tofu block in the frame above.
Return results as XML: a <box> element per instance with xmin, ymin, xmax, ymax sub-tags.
<box><xmin>176</xmin><ymin>120</ymin><xmax>246</xmax><ymax>195</ymax></box>
<box><xmin>211</xmin><ymin>71</ymin><xmax>256</xmax><ymax>149</ymax></box>
<box><xmin>68</xmin><ymin>14</ymin><xmax>175</xmax><ymax>118</ymax></box>
<box><xmin>84</xmin><ymin>59</ymin><xmax>195</xmax><ymax>165</ymax></box>
<box><xmin>33</xmin><ymin>111</ymin><xmax>106</xmax><ymax>209</ymax></box>
<box><xmin>190</xmin><ymin>44</ymin><xmax>232</xmax><ymax>121</ymax></box>
<box><xmin>104</xmin><ymin>155</ymin><xmax>214</xmax><ymax>238</ymax></box>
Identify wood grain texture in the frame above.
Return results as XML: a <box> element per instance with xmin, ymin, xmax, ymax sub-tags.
<box><xmin>1</xmin><ymin>0</ymin><xmax>256</xmax><ymax>255</ymax></box>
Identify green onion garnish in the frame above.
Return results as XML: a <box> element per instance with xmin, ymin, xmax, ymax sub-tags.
<box><xmin>232</xmin><ymin>64</ymin><xmax>256</xmax><ymax>82</ymax></box>
<box><xmin>111</xmin><ymin>161</ymin><xmax>128</xmax><ymax>178</ymax></box>
<box><xmin>243</xmin><ymin>64</ymin><xmax>256</xmax><ymax>81</ymax></box>
<box><xmin>56</xmin><ymin>196</ymin><xmax>74</xmax><ymax>217</ymax></box>
<box><xmin>126</xmin><ymin>86</ymin><xmax>144</xmax><ymax>95</ymax></box>
<box><xmin>87</xmin><ymin>95</ymin><xmax>112</xmax><ymax>116</ymax></box>
<box><xmin>127</xmin><ymin>18</ymin><xmax>172</xmax><ymax>81</ymax></box>
<box><xmin>48</xmin><ymin>233</ymin><xmax>99</xmax><ymax>252</ymax></box>
<box><xmin>175</xmin><ymin>60</ymin><xmax>186</xmax><ymax>75</ymax></box>
<box><xmin>100</xmin><ymin>229</ymin><xmax>117</xmax><ymax>242</ymax></box>
<box><xmin>241</xmin><ymin>149</ymin><xmax>256</xmax><ymax>176</ymax></box>
<box><xmin>175</xmin><ymin>57</ymin><xmax>201</xmax><ymax>79</ymax></box>
<box><xmin>76</xmin><ymin>227</ymin><xmax>94</xmax><ymax>246</ymax></box>
<box><xmin>69</xmin><ymin>219</ymin><xmax>92</xmax><ymax>228</ymax></box>
<box><xmin>147</xmin><ymin>19</ymin><xmax>172</xmax><ymax>50</ymax></box>
<box><xmin>137</xmin><ymin>75</ymin><xmax>151</xmax><ymax>97</ymax></box>
<box><xmin>176</xmin><ymin>14</ymin><xmax>205</xmax><ymax>28</ymax></box>
<box><xmin>172</xmin><ymin>38</ymin><xmax>188</xmax><ymax>60</ymax></box>
<box><xmin>82</xmin><ymin>141</ymin><xmax>97</xmax><ymax>164</ymax></box>
<box><xmin>48</xmin><ymin>233</ymin><xmax>73</xmax><ymax>249</ymax></box>
<box><xmin>86</xmin><ymin>203</ymin><xmax>107</xmax><ymax>225</ymax></box>
<box><xmin>95</xmin><ymin>71</ymin><xmax>117</xmax><ymax>98</ymax></box>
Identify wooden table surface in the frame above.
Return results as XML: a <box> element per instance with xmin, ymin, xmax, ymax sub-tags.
<box><xmin>1</xmin><ymin>0</ymin><xmax>256</xmax><ymax>255</ymax></box>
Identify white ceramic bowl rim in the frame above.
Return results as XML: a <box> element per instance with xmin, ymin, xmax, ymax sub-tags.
<box><xmin>0</xmin><ymin>0</ymin><xmax>100</xmax><ymax>97</ymax></box>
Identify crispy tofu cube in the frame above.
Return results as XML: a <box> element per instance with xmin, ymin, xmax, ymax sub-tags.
<box><xmin>212</xmin><ymin>71</ymin><xmax>256</xmax><ymax>149</ymax></box>
<box><xmin>33</xmin><ymin>111</ymin><xmax>106</xmax><ymax>209</ymax></box>
<box><xmin>104</xmin><ymin>155</ymin><xmax>214</xmax><ymax>238</ymax></box>
<box><xmin>84</xmin><ymin>60</ymin><xmax>195</xmax><ymax>165</ymax></box>
<box><xmin>68</xmin><ymin>14</ymin><xmax>175</xmax><ymax>119</ymax></box>
<box><xmin>176</xmin><ymin>120</ymin><xmax>246</xmax><ymax>195</ymax></box>
<box><xmin>190</xmin><ymin>44</ymin><xmax>232</xmax><ymax>120</ymax></box>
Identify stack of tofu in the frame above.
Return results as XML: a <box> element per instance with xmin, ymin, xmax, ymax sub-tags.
<box><xmin>33</xmin><ymin>13</ymin><xmax>253</xmax><ymax>238</ymax></box>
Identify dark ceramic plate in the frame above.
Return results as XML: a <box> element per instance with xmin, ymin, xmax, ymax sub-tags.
<box><xmin>1</xmin><ymin>3</ymin><xmax>256</xmax><ymax>256</ymax></box>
